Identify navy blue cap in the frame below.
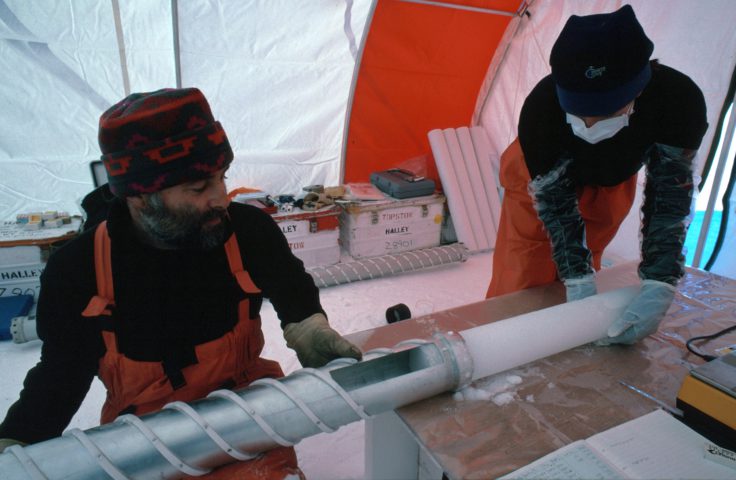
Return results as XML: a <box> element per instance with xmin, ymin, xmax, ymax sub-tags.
<box><xmin>550</xmin><ymin>5</ymin><xmax>654</xmax><ymax>116</ymax></box>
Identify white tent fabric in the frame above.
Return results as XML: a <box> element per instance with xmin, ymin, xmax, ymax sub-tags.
<box><xmin>475</xmin><ymin>0</ymin><xmax>736</xmax><ymax>265</ymax></box>
<box><xmin>2</xmin><ymin>1</ymin><xmax>736</xmax><ymax>476</ymax></box>
<box><xmin>0</xmin><ymin>0</ymin><xmax>372</xmax><ymax>220</ymax></box>
<box><xmin>2</xmin><ymin>0</ymin><xmax>736</xmax><ymax>271</ymax></box>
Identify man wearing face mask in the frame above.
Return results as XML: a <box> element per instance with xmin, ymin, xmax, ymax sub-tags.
<box><xmin>0</xmin><ymin>88</ymin><xmax>362</xmax><ymax>478</ymax></box>
<box><xmin>486</xmin><ymin>5</ymin><xmax>708</xmax><ymax>345</ymax></box>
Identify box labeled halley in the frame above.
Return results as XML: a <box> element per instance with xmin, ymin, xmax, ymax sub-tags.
<box><xmin>0</xmin><ymin>262</ymin><xmax>44</xmax><ymax>302</ymax></box>
<box><xmin>339</xmin><ymin>194</ymin><xmax>445</xmax><ymax>258</ymax></box>
<box><xmin>271</xmin><ymin>206</ymin><xmax>341</xmax><ymax>268</ymax></box>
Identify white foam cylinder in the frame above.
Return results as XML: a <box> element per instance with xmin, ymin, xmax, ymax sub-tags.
<box><xmin>428</xmin><ymin>128</ymin><xmax>479</xmax><ymax>251</ymax></box>
<box><xmin>442</xmin><ymin>129</ymin><xmax>489</xmax><ymax>249</ymax></box>
<box><xmin>460</xmin><ymin>287</ymin><xmax>638</xmax><ymax>381</ymax></box>
<box><xmin>456</xmin><ymin>127</ymin><xmax>496</xmax><ymax>247</ymax></box>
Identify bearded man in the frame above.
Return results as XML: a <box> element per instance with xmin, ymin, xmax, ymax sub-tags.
<box><xmin>0</xmin><ymin>87</ymin><xmax>361</xmax><ymax>479</ymax></box>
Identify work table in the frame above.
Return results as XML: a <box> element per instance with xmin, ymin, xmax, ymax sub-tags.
<box><xmin>346</xmin><ymin>262</ymin><xmax>736</xmax><ymax>479</ymax></box>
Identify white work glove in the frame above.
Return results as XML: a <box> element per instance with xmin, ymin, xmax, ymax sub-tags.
<box><xmin>564</xmin><ymin>274</ymin><xmax>597</xmax><ymax>302</ymax></box>
<box><xmin>598</xmin><ymin>280</ymin><xmax>676</xmax><ymax>345</ymax></box>
<box><xmin>284</xmin><ymin>313</ymin><xmax>362</xmax><ymax>368</ymax></box>
<box><xmin>0</xmin><ymin>438</ymin><xmax>25</xmax><ymax>453</ymax></box>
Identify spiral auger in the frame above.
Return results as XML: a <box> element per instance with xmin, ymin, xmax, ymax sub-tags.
<box><xmin>0</xmin><ymin>332</ymin><xmax>473</xmax><ymax>479</ymax></box>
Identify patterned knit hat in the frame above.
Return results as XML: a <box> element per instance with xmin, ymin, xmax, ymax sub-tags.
<box><xmin>99</xmin><ymin>88</ymin><xmax>233</xmax><ymax>197</ymax></box>
<box><xmin>550</xmin><ymin>5</ymin><xmax>654</xmax><ymax>116</ymax></box>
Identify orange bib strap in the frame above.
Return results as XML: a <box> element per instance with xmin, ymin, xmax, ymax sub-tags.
<box><xmin>224</xmin><ymin>234</ymin><xmax>261</xmax><ymax>294</ymax></box>
<box><xmin>82</xmin><ymin>221</ymin><xmax>114</xmax><ymax>317</ymax></box>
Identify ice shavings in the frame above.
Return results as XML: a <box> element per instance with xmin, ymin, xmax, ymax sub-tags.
<box><xmin>453</xmin><ymin>374</ymin><xmax>525</xmax><ymax>406</ymax></box>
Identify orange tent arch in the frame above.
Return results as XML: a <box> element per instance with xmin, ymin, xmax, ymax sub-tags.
<box><xmin>343</xmin><ymin>0</ymin><xmax>526</xmax><ymax>185</ymax></box>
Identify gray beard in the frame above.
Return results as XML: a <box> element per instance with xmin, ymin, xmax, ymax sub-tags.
<box><xmin>136</xmin><ymin>193</ymin><xmax>227</xmax><ymax>250</ymax></box>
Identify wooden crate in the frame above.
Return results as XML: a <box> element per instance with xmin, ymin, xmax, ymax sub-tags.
<box><xmin>271</xmin><ymin>205</ymin><xmax>341</xmax><ymax>268</ymax></box>
<box><xmin>339</xmin><ymin>194</ymin><xmax>445</xmax><ymax>258</ymax></box>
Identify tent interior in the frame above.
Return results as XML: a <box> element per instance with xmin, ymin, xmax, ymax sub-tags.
<box><xmin>2</xmin><ymin>1</ymin><xmax>736</xmax><ymax>478</ymax></box>
<box><xmin>2</xmin><ymin>0</ymin><xmax>736</xmax><ymax>275</ymax></box>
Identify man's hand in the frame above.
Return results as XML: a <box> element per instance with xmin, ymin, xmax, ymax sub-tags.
<box><xmin>598</xmin><ymin>280</ymin><xmax>676</xmax><ymax>345</ymax></box>
<box><xmin>564</xmin><ymin>274</ymin><xmax>597</xmax><ymax>302</ymax></box>
<box><xmin>0</xmin><ymin>438</ymin><xmax>25</xmax><ymax>453</ymax></box>
<box><xmin>284</xmin><ymin>313</ymin><xmax>362</xmax><ymax>368</ymax></box>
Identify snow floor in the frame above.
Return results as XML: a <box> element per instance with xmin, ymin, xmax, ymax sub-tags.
<box><xmin>0</xmin><ymin>251</ymin><xmax>494</xmax><ymax>479</ymax></box>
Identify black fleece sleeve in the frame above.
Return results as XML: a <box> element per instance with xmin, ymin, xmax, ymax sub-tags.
<box><xmin>230</xmin><ymin>204</ymin><xmax>324</xmax><ymax>329</ymax></box>
<box><xmin>0</xmin><ymin>236</ymin><xmax>102</xmax><ymax>444</ymax></box>
<box><xmin>639</xmin><ymin>67</ymin><xmax>706</xmax><ymax>284</ymax></box>
<box><xmin>528</xmin><ymin>157</ymin><xmax>594</xmax><ymax>281</ymax></box>
<box><xmin>639</xmin><ymin>145</ymin><xmax>696</xmax><ymax>284</ymax></box>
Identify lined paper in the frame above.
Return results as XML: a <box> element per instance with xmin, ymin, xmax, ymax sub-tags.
<box><xmin>502</xmin><ymin>410</ymin><xmax>735</xmax><ymax>479</ymax></box>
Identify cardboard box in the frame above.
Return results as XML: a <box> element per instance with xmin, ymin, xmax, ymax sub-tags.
<box><xmin>0</xmin><ymin>216</ymin><xmax>77</xmax><ymax>314</ymax></box>
<box><xmin>0</xmin><ymin>245</ymin><xmax>43</xmax><ymax>265</ymax></box>
<box><xmin>272</xmin><ymin>206</ymin><xmax>341</xmax><ymax>268</ymax></box>
<box><xmin>339</xmin><ymin>194</ymin><xmax>445</xmax><ymax>258</ymax></box>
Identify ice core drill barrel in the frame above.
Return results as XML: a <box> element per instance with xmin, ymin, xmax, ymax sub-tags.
<box><xmin>0</xmin><ymin>333</ymin><xmax>472</xmax><ymax>479</ymax></box>
<box><xmin>0</xmin><ymin>286</ymin><xmax>638</xmax><ymax>479</ymax></box>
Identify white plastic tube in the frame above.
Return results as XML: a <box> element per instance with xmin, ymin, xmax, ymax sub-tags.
<box><xmin>428</xmin><ymin>129</ymin><xmax>479</xmax><ymax>251</ymax></box>
<box><xmin>11</xmin><ymin>315</ymin><xmax>38</xmax><ymax>344</ymax></box>
<box><xmin>461</xmin><ymin>286</ymin><xmax>638</xmax><ymax>381</ymax></box>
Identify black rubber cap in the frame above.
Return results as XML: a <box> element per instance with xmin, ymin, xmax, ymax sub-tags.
<box><xmin>386</xmin><ymin>303</ymin><xmax>411</xmax><ymax>324</ymax></box>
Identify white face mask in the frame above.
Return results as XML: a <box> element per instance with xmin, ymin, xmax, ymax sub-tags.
<box><xmin>566</xmin><ymin>105</ymin><xmax>634</xmax><ymax>144</ymax></box>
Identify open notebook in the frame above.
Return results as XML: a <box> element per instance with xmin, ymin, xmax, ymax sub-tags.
<box><xmin>501</xmin><ymin>409</ymin><xmax>735</xmax><ymax>479</ymax></box>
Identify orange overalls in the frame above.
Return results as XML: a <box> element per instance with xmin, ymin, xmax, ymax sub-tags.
<box><xmin>82</xmin><ymin>221</ymin><xmax>303</xmax><ymax>479</ymax></box>
<box><xmin>487</xmin><ymin>138</ymin><xmax>637</xmax><ymax>298</ymax></box>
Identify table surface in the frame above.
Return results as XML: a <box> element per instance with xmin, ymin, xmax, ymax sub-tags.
<box><xmin>0</xmin><ymin>217</ymin><xmax>82</xmax><ymax>247</ymax></box>
<box><xmin>346</xmin><ymin>262</ymin><xmax>736</xmax><ymax>479</ymax></box>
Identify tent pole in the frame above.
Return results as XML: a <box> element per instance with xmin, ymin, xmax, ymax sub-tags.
<box><xmin>398</xmin><ymin>0</ymin><xmax>517</xmax><ymax>16</ymax></box>
<box><xmin>111</xmin><ymin>0</ymin><xmax>130</xmax><ymax>96</ymax></box>
<box><xmin>171</xmin><ymin>0</ymin><xmax>181</xmax><ymax>88</ymax></box>
<box><xmin>692</xmin><ymin>104</ymin><xmax>736</xmax><ymax>268</ymax></box>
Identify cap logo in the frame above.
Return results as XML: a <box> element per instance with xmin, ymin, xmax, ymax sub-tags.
<box><xmin>585</xmin><ymin>66</ymin><xmax>606</xmax><ymax>79</ymax></box>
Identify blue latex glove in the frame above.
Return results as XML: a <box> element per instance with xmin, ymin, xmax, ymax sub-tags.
<box><xmin>564</xmin><ymin>274</ymin><xmax>597</xmax><ymax>302</ymax></box>
<box><xmin>598</xmin><ymin>280</ymin><xmax>676</xmax><ymax>345</ymax></box>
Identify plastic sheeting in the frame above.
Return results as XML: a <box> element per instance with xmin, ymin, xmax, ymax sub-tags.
<box><xmin>352</xmin><ymin>262</ymin><xmax>736</xmax><ymax>479</ymax></box>
<box><xmin>0</xmin><ymin>0</ymin><xmax>372</xmax><ymax>220</ymax></box>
